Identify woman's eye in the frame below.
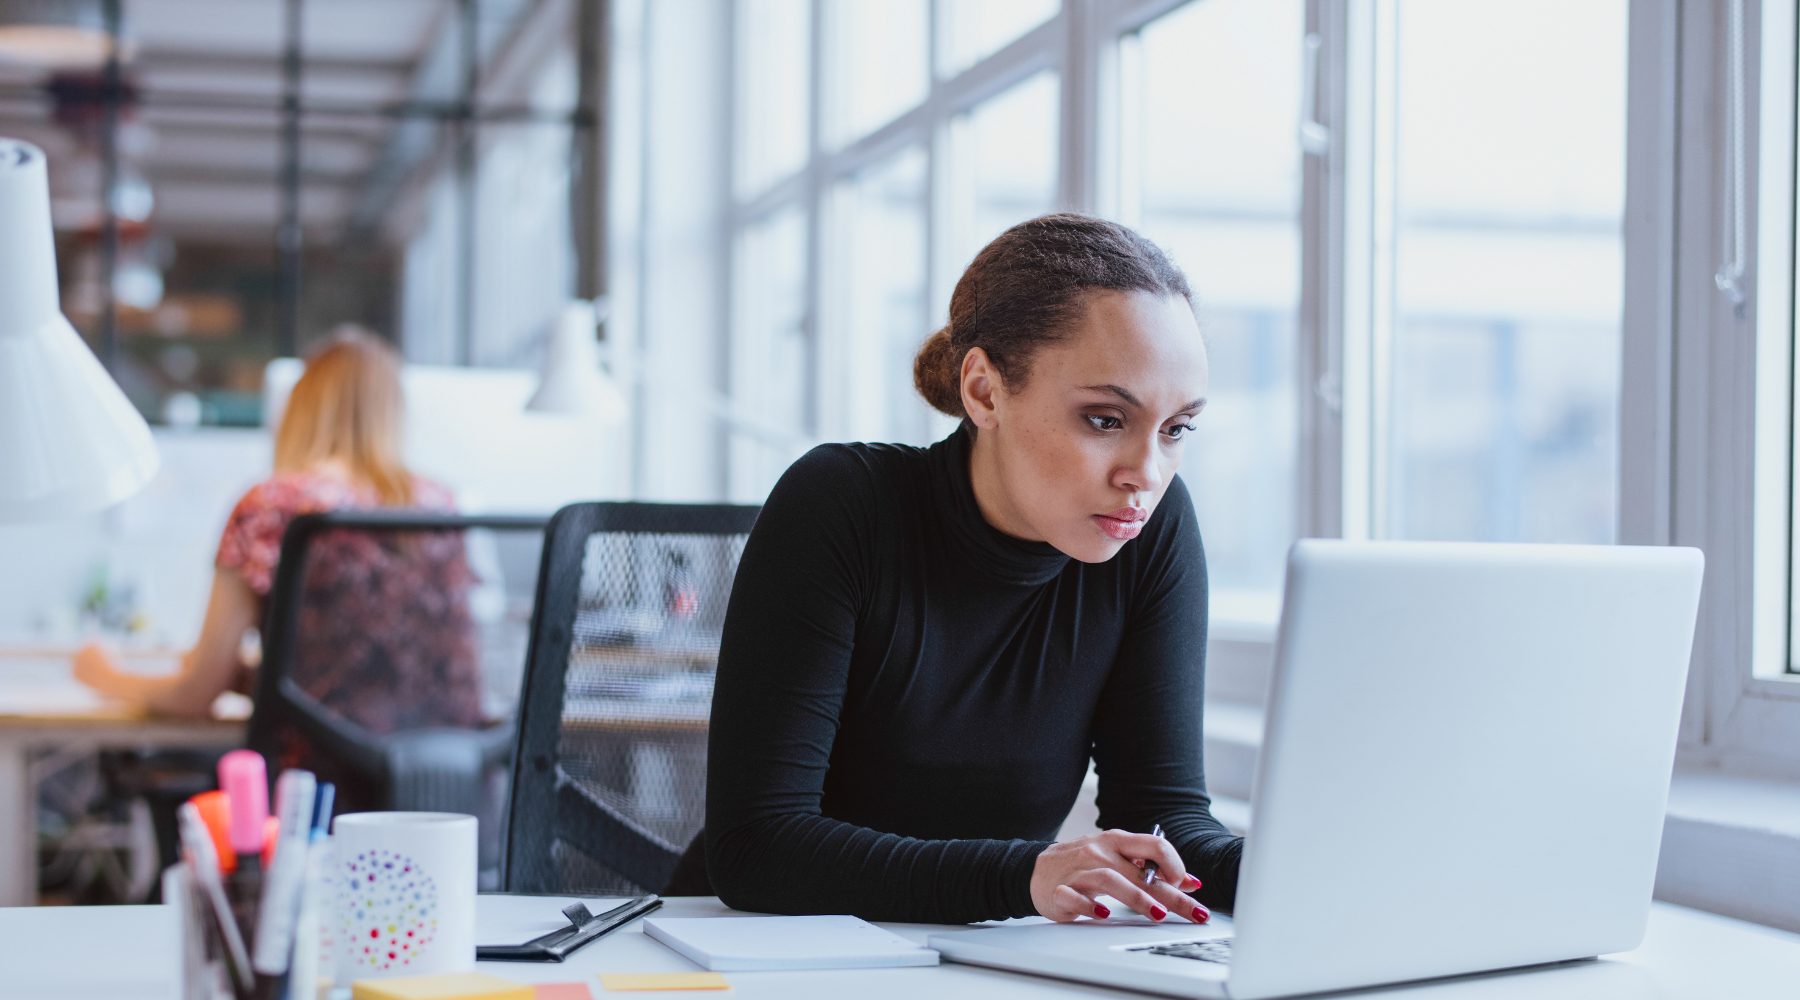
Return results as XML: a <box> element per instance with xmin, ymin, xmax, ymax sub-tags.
<box><xmin>1084</xmin><ymin>414</ymin><xmax>1122</xmax><ymax>432</ymax></box>
<box><xmin>1163</xmin><ymin>422</ymin><xmax>1198</xmax><ymax>441</ymax></box>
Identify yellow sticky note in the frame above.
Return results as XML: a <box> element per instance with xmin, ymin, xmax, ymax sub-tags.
<box><xmin>352</xmin><ymin>972</ymin><xmax>535</xmax><ymax>1000</ymax></box>
<box><xmin>598</xmin><ymin>972</ymin><xmax>731</xmax><ymax>991</ymax></box>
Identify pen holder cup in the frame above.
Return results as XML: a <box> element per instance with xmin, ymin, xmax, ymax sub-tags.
<box><xmin>169</xmin><ymin>862</ymin><xmax>261</xmax><ymax>1000</ymax></box>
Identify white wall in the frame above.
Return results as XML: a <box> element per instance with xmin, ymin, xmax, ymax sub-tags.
<box><xmin>0</xmin><ymin>363</ymin><xmax>631</xmax><ymax>647</ymax></box>
<box><xmin>0</xmin><ymin>429</ymin><xmax>269</xmax><ymax>645</ymax></box>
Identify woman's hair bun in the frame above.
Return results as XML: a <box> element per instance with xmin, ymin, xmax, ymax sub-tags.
<box><xmin>912</xmin><ymin>326</ymin><xmax>966</xmax><ymax>418</ymax></box>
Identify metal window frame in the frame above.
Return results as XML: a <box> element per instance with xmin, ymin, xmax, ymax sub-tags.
<box><xmin>725</xmin><ymin>0</ymin><xmax>1071</xmax><ymax>456</ymax></box>
<box><xmin>1656</xmin><ymin>0</ymin><xmax>1800</xmax><ymax>780</ymax></box>
<box><xmin>1620</xmin><ymin>0</ymin><xmax>1800</xmax><ymax>780</ymax></box>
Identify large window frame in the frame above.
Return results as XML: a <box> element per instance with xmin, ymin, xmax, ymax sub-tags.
<box><xmin>616</xmin><ymin>0</ymin><xmax>1800</xmax><ymax>779</ymax></box>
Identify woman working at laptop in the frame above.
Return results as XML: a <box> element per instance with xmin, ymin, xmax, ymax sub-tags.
<box><xmin>703</xmin><ymin>215</ymin><xmax>1238</xmax><ymax>926</ymax></box>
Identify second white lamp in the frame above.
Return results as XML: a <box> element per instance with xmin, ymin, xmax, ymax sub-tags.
<box><xmin>526</xmin><ymin>299</ymin><xmax>627</xmax><ymax>424</ymax></box>
<box><xmin>0</xmin><ymin>137</ymin><xmax>157</xmax><ymax>522</ymax></box>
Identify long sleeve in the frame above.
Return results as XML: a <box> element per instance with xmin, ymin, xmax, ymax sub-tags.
<box><xmin>704</xmin><ymin>447</ymin><xmax>1048</xmax><ymax>924</ymax></box>
<box><xmin>1089</xmin><ymin>478</ymin><xmax>1244</xmax><ymax>912</ymax></box>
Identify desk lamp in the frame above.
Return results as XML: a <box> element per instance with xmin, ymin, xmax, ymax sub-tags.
<box><xmin>0</xmin><ymin>137</ymin><xmax>157</xmax><ymax>522</ymax></box>
<box><xmin>526</xmin><ymin>299</ymin><xmax>628</xmax><ymax>424</ymax></box>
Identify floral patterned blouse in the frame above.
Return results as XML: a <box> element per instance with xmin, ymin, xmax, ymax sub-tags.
<box><xmin>216</xmin><ymin>472</ymin><xmax>485</xmax><ymax>744</ymax></box>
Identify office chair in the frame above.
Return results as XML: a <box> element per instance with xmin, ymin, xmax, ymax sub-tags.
<box><xmin>502</xmin><ymin>502</ymin><xmax>759</xmax><ymax>897</ymax></box>
<box><xmin>247</xmin><ymin>511</ymin><xmax>547</xmax><ymax>879</ymax></box>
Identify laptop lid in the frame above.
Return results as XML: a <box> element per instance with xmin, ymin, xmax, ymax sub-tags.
<box><xmin>1227</xmin><ymin>541</ymin><xmax>1703</xmax><ymax>999</ymax></box>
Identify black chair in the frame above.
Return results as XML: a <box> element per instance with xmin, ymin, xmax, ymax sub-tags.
<box><xmin>502</xmin><ymin>502</ymin><xmax>759</xmax><ymax>897</ymax></box>
<box><xmin>247</xmin><ymin>511</ymin><xmax>548</xmax><ymax>882</ymax></box>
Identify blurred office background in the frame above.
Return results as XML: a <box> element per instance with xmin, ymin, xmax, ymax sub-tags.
<box><xmin>0</xmin><ymin>0</ymin><xmax>1625</xmax><ymax>644</ymax></box>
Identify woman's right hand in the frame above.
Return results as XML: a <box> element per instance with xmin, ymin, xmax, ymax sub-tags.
<box><xmin>1030</xmin><ymin>829</ymin><xmax>1209</xmax><ymax>924</ymax></box>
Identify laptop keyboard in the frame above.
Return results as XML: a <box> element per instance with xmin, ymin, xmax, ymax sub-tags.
<box><xmin>1125</xmin><ymin>938</ymin><xmax>1233</xmax><ymax>964</ymax></box>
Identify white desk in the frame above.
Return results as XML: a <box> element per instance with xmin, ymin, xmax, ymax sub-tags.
<box><xmin>0</xmin><ymin>648</ymin><xmax>245</xmax><ymax>906</ymax></box>
<box><xmin>5</xmin><ymin>895</ymin><xmax>1797</xmax><ymax>1000</ymax></box>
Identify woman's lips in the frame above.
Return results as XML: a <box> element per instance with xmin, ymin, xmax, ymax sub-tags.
<box><xmin>1093</xmin><ymin>507</ymin><xmax>1148</xmax><ymax>541</ymax></box>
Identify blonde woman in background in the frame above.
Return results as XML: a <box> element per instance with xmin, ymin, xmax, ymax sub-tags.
<box><xmin>74</xmin><ymin>328</ymin><xmax>481</xmax><ymax>736</ymax></box>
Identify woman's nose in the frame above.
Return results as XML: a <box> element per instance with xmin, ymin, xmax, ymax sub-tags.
<box><xmin>1114</xmin><ymin>435</ymin><xmax>1164</xmax><ymax>495</ymax></box>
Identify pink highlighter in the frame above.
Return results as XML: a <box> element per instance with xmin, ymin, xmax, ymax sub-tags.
<box><xmin>217</xmin><ymin>750</ymin><xmax>269</xmax><ymax>866</ymax></box>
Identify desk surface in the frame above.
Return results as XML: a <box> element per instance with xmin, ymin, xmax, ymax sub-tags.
<box><xmin>0</xmin><ymin>647</ymin><xmax>244</xmax><ymax>907</ymax></box>
<box><xmin>0</xmin><ymin>646</ymin><xmax>248</xmax><ymax>726</ymax></box>
<box><xmin>5</xmin><ymin>895</ymin><xmax>1796</xmax><ymax>1000</ymax></box>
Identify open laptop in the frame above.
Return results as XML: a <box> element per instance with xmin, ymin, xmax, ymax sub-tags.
<box><xmin>929</xmin><ymin>540</ymin><xmax>1704</xmax><ymax>999</ymax></box>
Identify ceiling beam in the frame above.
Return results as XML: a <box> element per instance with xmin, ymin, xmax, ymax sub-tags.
<box><xmin>132</xmin><ymin>49</ymin><xmax>412</xmax><ymax>78</ymax></box>
<box><xmin>145</xmin><ymin>164</ymin><xmax>360</xmax><ymax>187</ymax></box>
<box><xmin>0</xmin><ymin>110</ymin><xmax>379</xmax><ymax>145</ymax></box>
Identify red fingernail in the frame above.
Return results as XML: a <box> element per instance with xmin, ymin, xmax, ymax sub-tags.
<box><xmin>1150</xmin><ymin>905</ymin><xmax>1167</xmax><ymax>921</ymax></box>
<box><xmin>1094</xmin><ymin>903</ymin><xmax>1110</xmax><ymax>919</ymax></box>
<box><xmin>1134</xmin><ymin>859</ymin><xmax>1144</xmax><ymax>867</ymax></box>
<box><xmin>1192</xmin><ymin>905</ymin><xmax>1209</xmax><ymax>923</ymax></box>
<box><xmin>1180</xmin><ymin>875</ymin><xmax>1202</xmax><ymax>891</ymax></box>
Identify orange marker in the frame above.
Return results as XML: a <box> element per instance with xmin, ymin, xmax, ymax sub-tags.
<box><xmin>189</xmin><ymin>789</ymin><xmax>237</xmax><ymax>873</ymax></box>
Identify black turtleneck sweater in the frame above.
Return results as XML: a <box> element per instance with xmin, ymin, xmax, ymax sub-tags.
<box><xmin>705</xmin><ymin>428</ymin><xmax>1242</xmax><ymax>924</ymax></box>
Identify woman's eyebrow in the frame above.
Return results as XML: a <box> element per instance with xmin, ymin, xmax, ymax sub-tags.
<box><xmin>1082</xmin><ymin>383</ymin><xmax>1143</xmax><ymax>407</ymax></box>
<box><xmin>1080</xmin><ymin>384</ymin><xmax>1206</xmax><ymax>413</ymax></box>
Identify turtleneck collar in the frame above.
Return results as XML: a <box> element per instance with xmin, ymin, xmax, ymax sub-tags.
<box><xmin>926</xmin><ymin>424</ymin><xmax>1071</xmax><ymax>587</ymax></box>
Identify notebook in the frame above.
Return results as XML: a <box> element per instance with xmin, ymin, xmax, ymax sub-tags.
<box><xmin>641</xmin><ymin>915</ymin><xmax>940</xmax><ymax>971</ymax></box>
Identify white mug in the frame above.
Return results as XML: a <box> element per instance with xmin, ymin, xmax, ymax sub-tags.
<box><xmin>331</xmin><ymin>812</ymin><xmax>478</xmax><ymax>980</ymax></box>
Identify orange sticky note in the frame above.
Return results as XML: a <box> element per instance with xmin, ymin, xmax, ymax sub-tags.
<box><xmin>598</xmin><ymin>973</ymin><xmax>730</xmax><ymax>991</ymax></box>
<box><xmin>536</xmin><ymin>986</ymin><xmax>594</xmax><ymax>1000</ymax></box>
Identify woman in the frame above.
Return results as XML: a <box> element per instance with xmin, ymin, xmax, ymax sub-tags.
<box><xmin>705</xmin><ymin>214</ymin><xmax>1238</xmax><ymax>926</ymax></box>
<box><xmin>74</xmin><ymin>328</ymin><xmax>482</xmax><ymax>736</ymax></box>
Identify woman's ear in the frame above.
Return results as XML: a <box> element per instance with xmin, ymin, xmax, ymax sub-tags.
<box><xmin>961</xmin><ymin>347</ymin><xmax>1002</xmax><ymax>430</ymax></box>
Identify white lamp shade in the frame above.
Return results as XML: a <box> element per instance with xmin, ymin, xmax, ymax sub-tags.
<box><xmin>525</xmin><ymin>300</ymin><xmax>628</xmax><ymax>424</ymax></box>
<box><xmin>0</xmin><ymin>137</ymin><xmax>157</xmax><ymax>522</ymax></box>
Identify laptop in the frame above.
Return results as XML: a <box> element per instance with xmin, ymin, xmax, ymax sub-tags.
<box><xmin>929</xmin><ymin>540</ymin><xmax>1704</xmax><ymax>999</ymax></box>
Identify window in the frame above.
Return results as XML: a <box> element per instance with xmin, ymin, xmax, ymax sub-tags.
<box><xmin>938</xmin><ymin>0</ymin><xmax>1059</xmax><ymax>78</ymax></box>
<box><xmin>729</xmin><ymin>208</ymin><xmax>810</xmax><ymax>503</ymax></box>
<box><xmin>1121</xmin><ymin>0</ymin><xmax>1302</xmax><ymax>613</ymax></box>
<box><xmin>715</xmin><ymin>0</ymin><xmax>1067</xmax><ymax>500</ymax></box>
<box><xmin>829</xmin><ymin>147</ymin><xmax>936</xmax><ymax>446</ymax></box>
<box><xmin>824</xmin><ymin>0</ymin><xmax>930</xmax><ymax>147</ymax></box>
<box><xmin>624</xmin><ymin>1</ymin><xmax>1796</xmax><ymax>733</ymax></box>
<box><xmin>1381</xmin><ymin>0</ymin><xmax>1626</xmax><ymax>544</ymax></box>
<box><xmin>705</xmin><ymin>0</ymin><xmax>1636</xmax><ymax>594</ymax></box>
<box><xmin>950</xmin><ymin>70</ymin><xmax>1061</xmax><ymax>275</ymax></box>
<box><xmin>736</xmin><ymin>0</ymin><xmax>811</xmax><ymax>198</ymax></box>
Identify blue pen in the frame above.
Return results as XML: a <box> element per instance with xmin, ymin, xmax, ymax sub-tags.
<box><xmin>309</xmin><ymin>782</ymin><xmax>336</xmax><ymax>839</ymax></box>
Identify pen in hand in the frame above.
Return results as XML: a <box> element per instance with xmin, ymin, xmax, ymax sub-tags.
<box><xmin>1143</xmin><ymin>823</ymin><xmax>1164</xmax><ymax>887</ymax></box>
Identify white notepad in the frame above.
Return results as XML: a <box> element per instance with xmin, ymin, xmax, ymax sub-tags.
<box><xmin>642</xmin><ymin>915</ymin><xmax>940</xmax><ymax>971</ymax></box>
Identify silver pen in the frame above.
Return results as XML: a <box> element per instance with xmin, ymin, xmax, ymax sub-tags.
<box><xmin>1143</xmin><ymin>823</ymin><xmax>1165</xmax><ymax>887</ymax></box>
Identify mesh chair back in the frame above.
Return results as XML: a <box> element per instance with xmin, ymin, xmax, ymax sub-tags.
<box><xmin>248</xmin><ymin>512</ymin><xmax>547</xmax><ymax>827</ymax></box>
<box><xmin>504</xmin><ymin>502</ymin><xmax>758</xmax><ymax>896</ymax></box>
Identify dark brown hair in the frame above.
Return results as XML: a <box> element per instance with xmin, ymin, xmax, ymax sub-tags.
<box><xmin>912</xmin><ymin>213</ymin><xmax>1193</xmax><ymax>418</ymax></box>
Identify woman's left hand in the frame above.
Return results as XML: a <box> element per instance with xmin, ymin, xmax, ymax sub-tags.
<box><xmin>72</xmin><ymin>642</ymin><xmax>123</xmax><ymax>693</ymax></box>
